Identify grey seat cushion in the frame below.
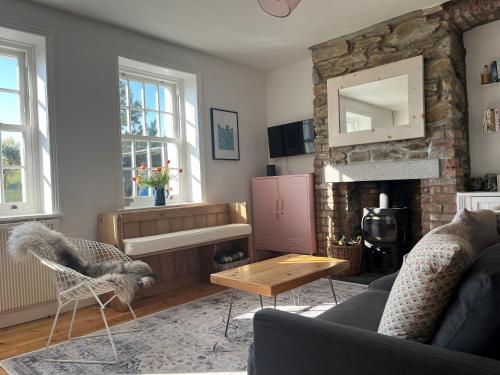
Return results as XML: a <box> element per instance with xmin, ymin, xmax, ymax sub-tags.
<box><xmin>432</xmin><ymin>243</ymin><xmax>500</xmax><ymax>359</ymax></box>
<box><xmin>317</xmin><ymin>289</ymin><xmax>389</xmax><ymax>332</ymax></box>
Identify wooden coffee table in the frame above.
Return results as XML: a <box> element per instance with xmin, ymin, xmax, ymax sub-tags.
<box><xmin>210</xmin><ymin>253</ymin><xmax>349</xmax><ymax>336</ymax></box>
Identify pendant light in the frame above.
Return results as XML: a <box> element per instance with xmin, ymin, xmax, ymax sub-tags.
<box><xmin>258</xmin><ymin>0</ymin><xmax>302</xmax><ymax>17</ymax></box>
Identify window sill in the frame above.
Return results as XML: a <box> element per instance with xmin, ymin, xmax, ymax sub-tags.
<box><xmin>118</xmin><ymin>201</ymin><xmax>208</xmax><ymax>213</ymax></box>
<box><xmin>0</xmin><ymin>212</ymin><xmax>65</xmax><ymax>224</ymax></box>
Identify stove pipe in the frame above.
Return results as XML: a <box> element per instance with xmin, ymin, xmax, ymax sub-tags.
<box><xmin>379</xmin><ymin>181</ymin><xmax>391</xmax><ymax>209</ymax></box>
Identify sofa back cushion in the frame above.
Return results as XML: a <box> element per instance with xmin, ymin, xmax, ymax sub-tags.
<box><xmin>378</xmin><ymin>222</ymin><xmax>474</xmax><ymax>342</ymax></box>
<box><xmin>452</xmin><ymin>208</ymin><xmax>500</xmax><ymax>254</ymax></box>
<box><xmin>432</xmin><ymin>243</ymin><xmax>500</xmax><ymax>359</ymax></box>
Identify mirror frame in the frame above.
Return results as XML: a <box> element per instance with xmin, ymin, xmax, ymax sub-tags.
<box><xmin>327</xmin><ymin>55</ymin><xmax>424</xmax><ymax>147</ymax></box>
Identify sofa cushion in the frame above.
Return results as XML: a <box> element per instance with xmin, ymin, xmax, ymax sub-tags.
<box><xmin>452</xmin><ymin>208</ymin><xmax>500</xmax><ymax>254</ymax></box>
<box><xmin>369</xmin><ymin>272</ymin><xmax>399</xmax><ymax>292</ymax></box>
<box><xmin>123</xmin><ymin>223</ymin><xmax>252</xmax><ymax>256</ymax></box>
<box><xmin>432</xmin><ymin>243</ymin><xmax>500</xmax><ymax>359</ymax></box>
<box><xmin>378</xmin><ymin>223</ymin><xmax>474</xmax><ymax>342</ymax></box>
<box><xmin>317</xmin><ymin>289</ymin><xmax>389</xmax><ymax>332</ymax></box>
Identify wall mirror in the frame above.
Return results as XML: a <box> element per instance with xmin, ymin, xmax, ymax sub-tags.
<box><xmin>327</xmin><ymin>55</ymin><xmax>424</xmax><ymax>147</ymax></box>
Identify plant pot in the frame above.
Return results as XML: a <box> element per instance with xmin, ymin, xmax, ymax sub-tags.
<box><xmin>154</xmin><ymin>187</ymin><xmax>169</xmax><ymax>206</ymax></box>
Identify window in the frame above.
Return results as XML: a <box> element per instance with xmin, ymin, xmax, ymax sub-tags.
<box><xmin>345</xmin><ymin>112</ymin><xmax>372</xmax><ymax>133</ymax></box>
<box><xmin>119</xmin><ymin>70</ymin><xmax>186</xmax><ymax>206</ymax></box>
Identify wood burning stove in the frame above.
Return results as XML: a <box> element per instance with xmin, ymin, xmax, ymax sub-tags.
<box><xmin>362</xmin><ymin>181</ymin><xmax>409</xmax><ymax>271</ymax></box>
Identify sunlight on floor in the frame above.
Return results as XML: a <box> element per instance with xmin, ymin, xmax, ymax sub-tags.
<box><xmin>233</xmin><ymin>302</ymin><xmax>335</xmax><ymax>320</ymax></box>
<box><xmin>144</xmin><ymin>372</ymin><xmax>246</xmax><ymax>375</ymax></box>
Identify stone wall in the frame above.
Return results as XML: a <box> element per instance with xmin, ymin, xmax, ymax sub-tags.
<box><xmin>310</xmin><ymin>0</ymin><xmax>500</xmax><ymax>256</ymax></box>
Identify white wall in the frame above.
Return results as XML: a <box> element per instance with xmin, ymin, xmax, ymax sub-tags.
<box><xmin>266</xmin><ymin>58</ymin><xmax>314</xmax><ymax>175</ymax></box>
<box><xmin>0</xmin><ymin>0</ymin><xmax>267</xmax><ymax>238</ymax></box>
<box><xmin>464</xmin><ymin>20</ymin><xmax>500</xmax><ymax>177</ymax></box>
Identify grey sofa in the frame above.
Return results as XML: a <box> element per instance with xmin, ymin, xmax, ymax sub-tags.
<box><xmin>248</xmin><ymin>243</ymin><xmax>500</xmax><ymax>375</ymax></box>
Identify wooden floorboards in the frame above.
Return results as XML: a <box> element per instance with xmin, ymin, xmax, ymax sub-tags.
<box><xmin>0</xmin><ymin>282</ymin><xmax>226</xmax><ymax>375</ymax></box>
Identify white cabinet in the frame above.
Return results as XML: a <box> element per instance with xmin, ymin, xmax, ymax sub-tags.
<box><xmin>457</xmin><ymin>192</ymin><xmax>500</xmax><ymax>211</ymax></box>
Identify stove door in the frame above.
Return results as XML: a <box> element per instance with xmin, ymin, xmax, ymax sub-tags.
<box><xmin>363</xmin><ymin>215</ymin><xmax>398</xmax><ymax>243</ymax></box>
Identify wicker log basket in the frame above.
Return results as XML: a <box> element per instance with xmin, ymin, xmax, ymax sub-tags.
<box><xmin>327</xmin><ymin>236</ymin><xmax>362</xmax><ymax>276</ymax></box>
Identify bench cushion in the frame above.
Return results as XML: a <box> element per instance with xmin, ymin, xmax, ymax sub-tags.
<box><xmin>123</xmin><ymin>223</ymin><xmax>252</xmax><ymax>256</ymax></box>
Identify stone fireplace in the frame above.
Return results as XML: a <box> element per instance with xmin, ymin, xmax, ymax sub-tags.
<box><xmin>311</xmin><ymin>0</ymin><xmax>500</xmax><ymax>256</ymax></box>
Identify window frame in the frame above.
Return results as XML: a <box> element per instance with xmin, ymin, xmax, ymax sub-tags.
<box><xmin>0</xmin><ymin>42</ymin><xmax>39</xmax><ymax>215</ymax></box>
<box><xmin>118</xmin><ymin>67</ymin><xmax>190</xmax><ymax>206</ymax></box>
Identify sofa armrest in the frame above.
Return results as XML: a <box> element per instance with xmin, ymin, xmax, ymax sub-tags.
<box><xmin>251</xmin><ymin>309</ymin><xmax>500</xmax><ymax>375</ymax></box>
<box><xmin>369</xmin><ymin>271</ymin><xmax>399</xmax><ymax>291</ymax></box>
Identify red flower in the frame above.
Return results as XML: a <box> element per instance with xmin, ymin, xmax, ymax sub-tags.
<box><xmin>178</xmin><ymin>168</ymin><xmax>183</xmax><ymax>173</ymax></box>
<box><xmin>140</xmin><ymin>163</ymin><xmax>146</xmax><ymax>171</ymax></box>
<box><xmin>156</xmin><ymin>167</ymin><xmax>162</xmax><ymax>172</ymax></box>
<box><xmin>132</xmin><ymin>177</ymin><xmax>137</xmax><ymax>182</ymax></box>
<box><xmin>167</xmin><ymin>160</ymin><xmax>171</xmax><ymax>164</ymax></box>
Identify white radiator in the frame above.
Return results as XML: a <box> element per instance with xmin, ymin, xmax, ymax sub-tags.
<box><xmin>0</xmin><ymin>220</ymin><xmax>59</xmax><ymax>313</ymax></box>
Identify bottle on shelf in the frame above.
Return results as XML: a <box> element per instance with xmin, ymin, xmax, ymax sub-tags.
<box><xmin>481</xmin><ymin>65</ymin><xmax>492</xmax><ymax>85</ymax></box>
<box><xmin>491</xmin><ymin>61</ymin><xmax>498</xmax><ymax>83</ymax></box>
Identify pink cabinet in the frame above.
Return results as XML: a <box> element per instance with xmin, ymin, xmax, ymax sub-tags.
<box><xmin>252</xmin><ymin>174</ymin><xmax>317</xmax><ymax>255</ymax></box>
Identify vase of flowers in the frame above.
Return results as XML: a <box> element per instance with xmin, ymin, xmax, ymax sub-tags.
<box><xmin>132</xmin><ymin>161</ymin><xmax>183</xmax><ymax>206</ymax></box>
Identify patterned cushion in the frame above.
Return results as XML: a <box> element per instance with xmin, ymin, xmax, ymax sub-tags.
<box><xmin>452</xmin><ymin>208</ymin><xmax>500</xmax><ymax>254</ymax></box>
<box><xmin>377</xmin><ymin>222</ymin><xmax>474</xmax><ymax>343</ymax></box>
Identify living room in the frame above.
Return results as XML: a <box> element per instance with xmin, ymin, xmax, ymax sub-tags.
<box><xmin>1</xmin><ymin>0</ymin><xmax>500</xmax><ymax>374</ymax></box>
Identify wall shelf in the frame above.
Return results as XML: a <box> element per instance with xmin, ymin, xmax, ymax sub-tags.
<box><xmin>481</xmin><ymin>81</ymin><xmax>500</xmax><ymax>87</ymax></box>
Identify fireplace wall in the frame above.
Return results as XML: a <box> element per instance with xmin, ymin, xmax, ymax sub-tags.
<box><xmin>312</xmin><ymin>0</ymin><xmax>500</xmax><ymax>256</ymax></box>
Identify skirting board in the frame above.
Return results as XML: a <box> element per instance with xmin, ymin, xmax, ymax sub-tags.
<box><xmin>0</xmin><ymin>297</ymin><xmax>95</xmax><ymax>329</ymax></box>
<box><xmin>324</xmin><ymin>159</ymin><xmax>440</xmax><ymax>183</ymax></box>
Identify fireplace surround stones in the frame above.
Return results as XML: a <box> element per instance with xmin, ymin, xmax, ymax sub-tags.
<box><xmin>312</xmin><ymin>0</ymin><xmax>500</xmax><ymax>256</ymax></box>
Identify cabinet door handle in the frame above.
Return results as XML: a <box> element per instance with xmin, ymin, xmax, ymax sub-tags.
<box><xmin>275</xmin><ymin>199</ymin><xmax>279</xmax><ymax>211</ymax></box>
<box><xmin>281</xmin><ymin>199</ymin><xmax>284</xmax><ymax>212</ymax></box>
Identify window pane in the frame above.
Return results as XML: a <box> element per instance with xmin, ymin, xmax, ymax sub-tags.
<box><xmin>3</xmin><ymin>168</ymin><xmax>23</xmax><ymax>203</ymax></box>
<box><xmin>130</xmin><ymin>109</ymin><xmax>144</xmax><ymax>135</ymax></box>
<box><xmin>119</xmin><ymin>79</ymin><xmax>128</xmax><ymax>107</ymax></box>
<box><xmin>145</xmin><ymin>111</ymin><xmax>159</xmax><ymax>136</ymax></box>
<box><xmin>145</xmin><ymin>84</ymin><xmax>158</xmax><ymax>110</ymax></box>
<box><xmin>123</xmin><ymin>169</ymin><xmax>133</xmax><ymax>197</ymax></box>
<box><xmin>0</xmin><ymin>92</ymin><xmax>21</xmax><ymax>125</ymax></box>
<box><xmin>0</xmin><ymin>54</ymin><xmax>19</xmax><ymax>91</ymax></box>
<box><xmin>159</xmin><ymin>86</ymin><xmax>173</xmax><ymax>112</ymax></box>
<box><xmin>151</xmin><ymin>141</ymin><xmax>163</xmax><ymax>168</ymax></box>
<box><xmin>129</xmin><ymin>81</ymin><xmax>143</xmax><ymax>108</ymax></box>
<box><xmin>167</xmin><ymin>142</ymin><xmax>179</xmax><ymax>168</ymax></box>
<box><xmin>120</xmin><ymin>107</ymin><xmax>129</xmax><ymax>134</ymax></box>
<box><xmin>2</xmin><ymin>131</ymin><xmax>23</xmax><ymax>166</ymax></box>
<box><xmin>136</xmin><ymin>170</ymin><xmax>151</xmax><ymax>197</ymax></box>
<box><xmin>121</xmin><ymin>140</ymin><xmax>132</xmax><ymax>168</ymax></box>
<box><xmin>135</xmin><ymin>141</ymin><xmax>148</xmax><ymax>167</ymax></box>
<box><xmin>160</xmin><ymin>113</ymin><xmax>174</xmax><ymax>138</ymax></box>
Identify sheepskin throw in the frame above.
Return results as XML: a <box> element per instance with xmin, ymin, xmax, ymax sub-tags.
<box><xmin>7</xmin><ymin>222</ymin><xmax>155</xmax><ymax>304</ymax></box>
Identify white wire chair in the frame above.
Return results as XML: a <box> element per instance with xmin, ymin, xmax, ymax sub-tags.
<box><xmin>32</xmin><ymin>238</ymin><xmax>141</xmax><ymax>364</ymax></box>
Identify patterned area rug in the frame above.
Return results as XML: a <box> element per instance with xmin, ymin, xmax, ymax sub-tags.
<box><xmin>1</xmin><ymin>279</ymin><xmax>366</xmax><ymax>375</ymax></box>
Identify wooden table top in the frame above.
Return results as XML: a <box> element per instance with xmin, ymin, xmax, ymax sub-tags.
<box><xmin>210</xmin><ymin>254</ymin><xmax>349</xmax><ymax>297</ymax></box>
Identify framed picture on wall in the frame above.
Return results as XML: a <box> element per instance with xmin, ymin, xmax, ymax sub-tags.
<box><xmin>210</xmin><ymin>108</ymin><xmax>240</xmax><ymax>160</ymax></box>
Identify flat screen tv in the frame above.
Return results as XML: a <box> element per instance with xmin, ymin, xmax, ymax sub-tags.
<box><xmin>267</xmin><ymin>119</ymin><xmax>314</xmax><ymax>158</ymax></box>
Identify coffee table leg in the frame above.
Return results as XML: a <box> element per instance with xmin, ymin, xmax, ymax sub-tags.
<box><xmin>273</xmin><ymin>296</ymin><xmax>277</xmax><ymax>309</ymax></box>
<box><xmin>259</xmin><ymin>295</ymin><xmax>264</xmax><ymax>309</ymax></box>
<box><xmin>225</xmin><ymin>289</ymin><xmax>235</xmax><ymax>337</ymax></box>
<box><xmin>291</xmin><ymin>289</ymin><xmax>296</xmax><ymax>305</ymax></box>
<box><xmin>328</xmin><ymin>276</ymin><xmax>338</xmax><ymax>305</ymax></box>
<box><xmin>297</xmin><ymin>287</ymin><xmax>301</xmax><ymax>305</ymax></box>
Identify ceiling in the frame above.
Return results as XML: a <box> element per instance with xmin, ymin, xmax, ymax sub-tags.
<box><xmin>30</xmin><ymin>0</ymin><xmax>442</xmax><ymax>71</ymax></box>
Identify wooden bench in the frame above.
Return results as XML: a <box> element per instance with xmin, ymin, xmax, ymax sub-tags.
<box><xmin>97</xmin><ymin>202</ymin><xmax>253</xmax><ymax>309</ymax></box>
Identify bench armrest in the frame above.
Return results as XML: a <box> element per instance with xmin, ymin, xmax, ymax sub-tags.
<box><xmin>250</xmin><ymin>309</ymin><xmax>500</xmax><ymax>375</ymax></box>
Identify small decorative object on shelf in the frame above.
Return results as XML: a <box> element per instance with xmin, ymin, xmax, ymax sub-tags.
<box><xmin>492</xmin><ymin>61</ymin><xmax>499</xmax><ymax>83</ymax></box>
<box><xmin>132</xmin><ymin>161</ymin><xmax>183</xmax><ymax>206</ymax></box>
<box><xmin>482</xmin><ymin>108</ymin><xmax>500</xmax><ymax>133</ymax></box>
<box><xmin>481</xmin><ymin>64</ymin><xmax>492</xmax><ymax>85</ymax></box>
<box><xmin>213</xmin><ymin>250</ymin><xmax>249</xmax><ymax>271</ymax></box>
<box><xmin>484</xmin><ymin>173</ymin><xmax>498</xmax><ymax>192</ymax></box>
<box><xmin>469</xmin><ymin>177</ymin><xmax>485</xmax><ymax>191</ymax></box>
<box><xmin>327</xmin><ymin>235</ymin><xmax>362</xmax><ymax>276</ymax></box>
